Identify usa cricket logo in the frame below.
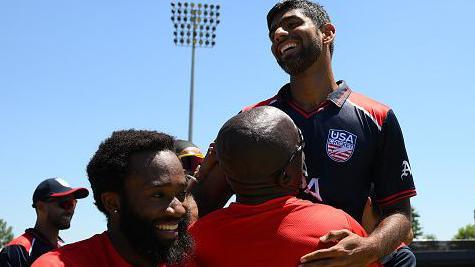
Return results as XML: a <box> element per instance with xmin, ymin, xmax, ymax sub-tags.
<box><xmin>326</xmin><ymin>129</ymin><xmax>357</xmax><ymax>162</ymax></box>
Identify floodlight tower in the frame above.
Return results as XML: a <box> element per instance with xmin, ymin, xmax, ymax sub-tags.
<box><xmin>171</xmin><ymin>1</ymin><xmax>221</xmax><ymax>142</ymax></box>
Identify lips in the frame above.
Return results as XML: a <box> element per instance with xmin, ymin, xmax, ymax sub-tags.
<box><xmin>156</xmin><ymin>224</ymin><xmax>179</xmax><ymax>231</ymax></box>
<box><xmin>277</xmin><ymin>40</ymin><xmax>299</xmax><ymax>58</ymax></box>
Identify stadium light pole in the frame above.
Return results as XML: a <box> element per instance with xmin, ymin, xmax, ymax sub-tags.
<box><xmin>171</xmin><ymin>1</ymin><xmax>221</xmax><ymax>142</ymax></box>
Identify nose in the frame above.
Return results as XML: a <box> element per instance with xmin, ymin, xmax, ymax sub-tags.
<box><xmin>273</xmin><ymin>26</ymin><xmax>288</xmax><ymax>43</ymax></box>
<box><xmin>165</xmin><ymin>198</ymin><xmax>186</xmax><ymax>218</ymax></box>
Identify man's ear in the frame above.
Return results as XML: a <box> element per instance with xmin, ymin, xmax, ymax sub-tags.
<box><xmin>35</xmin><ymin>201</ymin><xmax>47</xmax><ymax>216</ymax></box>
<box><xmin>320</xmin><ymin>23</ymin><xmax>336</xmax><ymax>45</ymax></box>
<box><xmin>277</xmin><ymin>169</ymin><xmax>293</xmax><ymax>188</ymax></box>
<box><xmin>101</xmin><ymin>192</ymin><xmax>121</xmax><ymax>216</ymax></box>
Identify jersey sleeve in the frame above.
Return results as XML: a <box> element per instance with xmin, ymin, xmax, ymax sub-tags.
<box><xmin>373</xmin><ymin>110</ymin><xmax>416</xmax><ymax>208</ymax></box>
<box><xmin>0</xmin><ymin>245</ymin><xmax>29</xmax><ymax>267</ymax></box>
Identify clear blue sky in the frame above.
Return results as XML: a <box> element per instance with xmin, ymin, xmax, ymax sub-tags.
<box><xmin>1</xmin><ymin>0</ymin><xmax>474</xmax><ymax>242</ymax></box>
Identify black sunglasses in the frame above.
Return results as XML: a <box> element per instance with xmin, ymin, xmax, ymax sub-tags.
<box><xmin>44</xmin><ymin>198</ymin><xmax>77</xmax><ymax>210</ymax></box>
<box><xmin>274</xmin><ymin>128</ymin><xmax>306</xmax><ymax>176</ymax></box>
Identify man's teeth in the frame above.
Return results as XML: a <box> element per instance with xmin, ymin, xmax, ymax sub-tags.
<box><xmin>280</xmin><ymin>42</ymin><xmax>297</xmax><ymax>54</ymax></box>
<box><xmin>156</xmin><ymin>224</ymin><xmax>178</xmax><ymax>231</ymax></box>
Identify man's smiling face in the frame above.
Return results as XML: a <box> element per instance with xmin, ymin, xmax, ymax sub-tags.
<box><xmin>269</xmin><ymin>9</ymin><xmax>323</xmax><ymax>75</ymax></box>
<box><xmin>119</xmin><ymin>150</ymin><xmax>193</xmax><ymax>264</ymax></box>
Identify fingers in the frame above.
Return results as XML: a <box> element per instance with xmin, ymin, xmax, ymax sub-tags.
<box><xmin>195</xmin><ymin>142</ymin><xmax>217</xmax><ymax>180</ymax></box>
<box><xmin>319</xmin><ymin>229</ymin><xmax>352</xmax><ymax>243</ymax></box>
<box><xmin>299</xmin><ymin>248</ymin><xmax>348</xmax><ymax>266</ymax></box>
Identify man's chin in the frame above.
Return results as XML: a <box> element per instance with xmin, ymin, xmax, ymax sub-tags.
<box><xmin>57</xmin><ymin>223</ymin><xmax>71</xmax><ymax>230</ymax></box>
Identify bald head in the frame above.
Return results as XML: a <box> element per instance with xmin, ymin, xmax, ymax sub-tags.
<box><xmin>216</xmin><ymin>106</ymin><xmax>302</xmax><ymax>195</ymax></box>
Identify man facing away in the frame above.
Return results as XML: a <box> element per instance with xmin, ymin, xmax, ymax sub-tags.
<box><xmin>32</xmin><ymin>130</ymin><xmax>193</xmax><ymax>267</ymax></box>
<box><xmin>0</xmin><ymin>178</ymin><xmax>89</xmax><ymax>267</ymax></box>
<box><xmin>193</xmin><ymin>1</ymin><xmax>417</xmax><ymax>266</ymax></box>
<box><xmin>188</xmin><ymin>106</ymin><xmax>380</xmax><ymax>267</ymax></box>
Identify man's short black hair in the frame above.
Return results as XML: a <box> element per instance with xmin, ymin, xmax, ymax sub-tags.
<box><xmin>86</xmin><ymin>129</ymin><xmax>175</xmax><ymax>216</ymax></box>
<box><xmin>267</xmin><ymin>0</ymin><xmax>334</xmax><ymax>55</ymax></box>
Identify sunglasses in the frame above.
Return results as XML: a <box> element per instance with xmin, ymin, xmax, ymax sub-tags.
<box><xmin>274</xmin><ymin>128</ymin><xmax>306</xmax><ymax>176</ymax></box>
<box><xmin>178</xmin><ymin>153</ymin><xmax>204</xmax><ymax>174</ymax></box>
<box><xmin>44</xmin><ymin>198</ymin><xmax>77</xmax><ymax>210</ymax></box>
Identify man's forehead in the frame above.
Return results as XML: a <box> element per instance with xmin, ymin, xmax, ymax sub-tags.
<box><xmin>270</xmin><ymin>8</ymin><xmax>308</xmax><ymax>28</ymax></box>
<box><xmin>129</xmin><ymin>151</ymin><xmax>185</xmax><ymax>184</ymax></box>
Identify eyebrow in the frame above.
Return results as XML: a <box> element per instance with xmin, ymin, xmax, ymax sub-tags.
<box><xmin>148</xmin><ymin>179</ymin><xmax>187</xmax><ymax>188</ymax></box>
<box><xmin>269</xmin><ymin>15</ymin><xmax>303</xmax><ymax>39</ymax></box>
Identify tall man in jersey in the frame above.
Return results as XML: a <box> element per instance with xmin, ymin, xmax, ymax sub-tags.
<box><xmin>0</xmin><ymin>178</ymin><xmax>89</xmax><ymax>267</ymax></box>
<box><xmin>193</xmin><ymin>1</ymin><xmax>417</xmax><ymax>266</ymax></box>
<box><xmin>32</xmin><ymin>130</ymin><xmax>193</xmax><ymax>267</ymax></box>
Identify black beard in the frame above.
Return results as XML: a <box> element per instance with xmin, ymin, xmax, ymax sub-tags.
<box><xmin>277</xmin><ymin>37</ymin><xmax>322</xmax><ymax>75</ymax></box>
<box><xmin>119</xmin><ymin>197</ymin><xmax>194</xmax><ymax>265</ymax></box>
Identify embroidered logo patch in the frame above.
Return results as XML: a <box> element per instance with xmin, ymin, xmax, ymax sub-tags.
<box><xmin>326</xmin><ymin>129</ymin><xmax>357</xmax><ymax>162</ymax></box>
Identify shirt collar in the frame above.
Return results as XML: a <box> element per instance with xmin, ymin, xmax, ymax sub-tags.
<box><xmin>25</xmin><ymin>228</ymin><xmax>64</xmax><ymax>247</ymax></box>
<box><xmin>276</xmin><ymin>80</ymin><xmax>351</xmax><ymax>109</ymax></box>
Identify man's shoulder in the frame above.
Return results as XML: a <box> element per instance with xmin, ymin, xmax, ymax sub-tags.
<box><xmin>346</xmin><ymin>90</ymin><xmax>392</xmax><ymax>129</ymax></box>
<box><xmin>288</xmin><ymin>197</ymin><xmax>348</xmax><ymax>217</ymax></box>
<box><xmin>241</xmin><ymin>94</ymin><xmax>280</xmax><ymax>112</ymax></box>
<box><xmin>6</xmin><ymin>232</ymin><xmax>33</xmax><ymax>250</ymax></box>
<box><xmin>190</xmin><ymin>206</ymin><xmax>233</xmax><ymax>232</ymax></box>
<box><xmin>32</xmin><ymin>233</ymin><xmax>106</xmax><ymax>267</ymax></box>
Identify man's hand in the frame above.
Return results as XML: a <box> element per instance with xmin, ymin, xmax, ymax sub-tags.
<box><xmin>299</xmin><ymin>230</ymin><xmax>378</xmax><ymax>267</ymax></box>
<box><xmin>191</xmin><ymin>142</ymin><xmax>233</xmax><ymax>217</ymax></box>
<box><xmin>194</xmin><ymin>142</ymin><xmax>218</xmax><ymax>180</ymax></box>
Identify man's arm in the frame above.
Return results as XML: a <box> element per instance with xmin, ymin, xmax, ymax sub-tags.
<box><xmin>299</xmin><ymin>199</ymin><xmax>411</xmax><ymax>267</ymax></box>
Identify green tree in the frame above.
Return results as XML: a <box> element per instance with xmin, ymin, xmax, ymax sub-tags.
<box><xmin>453</xmin><ymin>224</ymin><xmax>475</xmax><ymax>240</ymax></box>
<box><xmin>411</xmin><ymin>207</ymin><xmax>423</xmax><ymax>239</ymax></box>
<box><xmin>0</xmin><ymin>218</ymin><xmax>14</xmax><ymax>248</ymax></box>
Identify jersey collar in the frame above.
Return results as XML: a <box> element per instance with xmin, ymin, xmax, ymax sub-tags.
<box><xmin>276</xmin><ymin>80</ymin><xmax>351</xmax><ymax>109</ymax></box>
<box><xmin>26</xmin><ymin>228</ymin><xmax>64</xmax><ymax>247</ymax></box>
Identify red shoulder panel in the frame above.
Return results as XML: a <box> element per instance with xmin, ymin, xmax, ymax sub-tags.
<box><xmin>241</xmin><ymin>95</ymin><xmax>279</xmax><ymax>112</ymax></box>
<box><xmin>347</xmin><ymin>92</ymin><xmax>390</xmax><ymax>129</ymax></box>
<box><xmin>7</xmin><ymin>233</ymin><xmax>34</xmax><ymax>251</ymax></box>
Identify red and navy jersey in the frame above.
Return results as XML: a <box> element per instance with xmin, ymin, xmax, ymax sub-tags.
<box><xmin>243</xmin><ymin>81</ymin><xmax>417</xmax><ymax>222</ymax></box>
<box><xmin>0</xmin><ymin>228</ymin><xmax>62</xmax><ymax>267</ymax></box>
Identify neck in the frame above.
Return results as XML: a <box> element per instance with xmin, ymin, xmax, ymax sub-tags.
<box><xmin>235</xmin><ymin>188</ymin><xmax>297</xmax><ymax>205</ymax></box>
<box><xmin>107</xmin><ymin>223</ymin><xmax>156</xmax><ymax>267</ymax></box>
<box><xmin>289</xmin><ymin>53</ymin><xmax>338</xmax><ymax>112</ymax></box>
<box><xmin>34</xmin><ymin>221</ymin><xmax>59</xmax><ymax>246</ymax></box>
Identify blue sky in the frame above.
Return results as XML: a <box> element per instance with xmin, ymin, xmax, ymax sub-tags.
<box><xmin>1</xmin><ymin>0</ymin><xmax>474</xmax><ymax>242</ymax></box>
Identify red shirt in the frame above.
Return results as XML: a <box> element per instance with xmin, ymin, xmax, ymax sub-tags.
<box><xmin>189</xmin><ymin>196</ymin><xmax>381</xmax><ymax>267</ymax></box>
<box><xmin>31</xmin><ymin>231</ymin><xmax>157</xmax><ymax>267</ymax></box>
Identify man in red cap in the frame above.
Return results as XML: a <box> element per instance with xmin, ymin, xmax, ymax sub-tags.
<box><xmin>0</xmin><ymin>178</ymin><xmax>89</xmax><ymax>267</ymax></box>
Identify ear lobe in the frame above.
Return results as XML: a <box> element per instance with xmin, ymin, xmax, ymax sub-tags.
<box><xmin>321</xmin><ymin>23</ymin><xmax>336</xmax><ymax>44</ymax></box>
<box><xmin>101</xmin><ymin>192</ymin><xmax>121</xmax><ymax>216</ymax></box>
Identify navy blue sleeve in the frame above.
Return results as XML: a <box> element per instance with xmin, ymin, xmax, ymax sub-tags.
<box><xmin>0</xmin><ymin>245</ymin><xmax>30</xmax><ymax>267</ymax></box>
<box><xmin>373</xmin><ymin>109</ymin><xmax>416</xmax><ymax>208</ymax></box>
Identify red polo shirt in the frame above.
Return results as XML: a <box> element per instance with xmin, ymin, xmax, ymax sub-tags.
<box><xmin>189</xmin><ymin>196</ymin><xmax>381</xmax><ymax>267</ymax></box>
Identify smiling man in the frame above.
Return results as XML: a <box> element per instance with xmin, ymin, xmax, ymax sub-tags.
<box><xmin>0</xmin><ymin>178</ymin><xmax>88</xmax><ymax>267</ymax></box>
<box><xmin>32</xmin><ymin>130</ymin><xmax>193</xmax><ymax>267</ymax></box>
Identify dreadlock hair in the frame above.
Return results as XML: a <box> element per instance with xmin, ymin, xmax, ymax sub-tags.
<box><xmin>86</xmin><ymin>129</ymin><xmax>175</xmax><ymax>217</ymax></box>
<box><xmin>267</xmin><ymin>0</ymin><xmax>334</xmax><ymax>56</ymax></box>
